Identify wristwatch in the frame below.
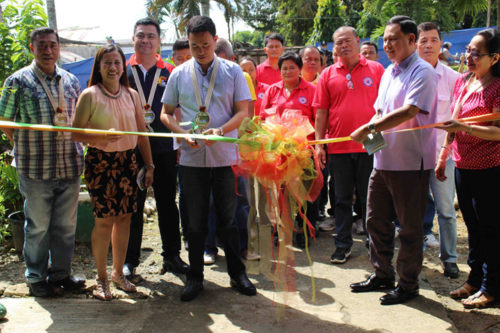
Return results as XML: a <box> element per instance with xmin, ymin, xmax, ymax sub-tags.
<box><xmin>218</xmin><ymin>127</ymin><xmax>224</xmax><ymax>136</ymax></box>
<box><xmin>368</xmin><ymin>123</ymin><xmax>376</xmax><ymax>134</ymax></box>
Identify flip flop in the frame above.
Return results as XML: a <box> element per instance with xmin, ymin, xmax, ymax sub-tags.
<box><xmin>462</xmin><ymin>291</ymin><xmax>495</xmax><ymax>309</ymax></box>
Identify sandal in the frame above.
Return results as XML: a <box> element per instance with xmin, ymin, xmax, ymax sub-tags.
<box><xmin>462</xmin><ymin>291</ymin><xmax>495</xmax><ymax>309</ymax></box>
<box><xmin>111</xmin><ymin>273</ymin><xmax>136</xmax><ymax>292</ymax></box>
<box><xmin>450</xmin><ymin>283</ymin><xmax>478</xmax><ymax>299</ymax></box>
<box><xmin>94</xmin><ymin>277</ymin><xmax>112</xmax><ymax>301</ymax></box>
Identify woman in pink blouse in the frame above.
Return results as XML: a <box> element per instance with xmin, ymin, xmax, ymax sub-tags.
<box><xmin>72</xmin><ymin>45</ymin><xmax>154</xmax><ymax>300</ymax></box>
<box><xmin>436</xmin><ymin>29</ymin><xmax>500</xmax><ymax>309</ymax></box>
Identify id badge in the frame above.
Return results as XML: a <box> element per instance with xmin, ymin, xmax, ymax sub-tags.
<box><xmin>363</xmin><ymin>132</ymin><xmax>387</xmax><ymax>155</ymax></box>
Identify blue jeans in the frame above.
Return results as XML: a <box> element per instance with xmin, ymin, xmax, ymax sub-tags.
<box><xmin>456</xmin><ymin>166</ymin><xmax>500</xmax><ymax>298</ymax></box>
<box><xmin>330</xmin><ymin>153</ymin><xmax>373</xmax><ymax>249</ymax></box>
<box><xmin>18</xmin><ymin>174</ymin><xmax>80</xmax><ymax>283</ymax></box>
<box><xmin>424</xmin><ymin>158</ymin><xmax>457</xmax><ymax>262</ymax></box>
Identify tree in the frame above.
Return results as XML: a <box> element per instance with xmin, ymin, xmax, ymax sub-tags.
<box><xmin>0</xmin><ymin>0</ymin><xmax>48</xmax><ymax>85</ymax></box>
<box><xmin>309</xmin><ymin>0</ymin><xmax>344</xmax><ymax>43</ymax></box>
<box><xmin>45</xmin><ymin>0</ymin><xmax>57</xmax><ymax>30</ymax></box>
<box><xmin>277</xmin><ymin>0</ymin><xmax>317</xmax><ymax>45</ymax></box>
<box><xmin>240</xmin><ymin>0</ymin><xmax>280</xmax><ymax>32</ymax></box>
<box><xmin>233</xmin><ymin>30</ymin><xmax>265</xmax><ymax>47</ymax></box>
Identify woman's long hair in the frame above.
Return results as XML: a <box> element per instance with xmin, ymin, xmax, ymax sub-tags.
<box><xmin>88</xmin><ymin>44</ymin><xmax>130</xmax><ymax>87</ymax></box>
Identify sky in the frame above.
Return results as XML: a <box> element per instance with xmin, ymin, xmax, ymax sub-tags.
<box><xmin>51</xmin><ymin>0</ymin><xmax>250</xmax><ymax>43</ymax></box>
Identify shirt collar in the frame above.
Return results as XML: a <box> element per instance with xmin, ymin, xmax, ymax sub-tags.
<box><xmin>334</xmin><ymin>54</ymin><xmax>366</xmax><ymax>70</ymax></box>
<box><xmin>32</xmin><ymin>61</ymin><xmax>61</xmax><ymax>80</ymax></box>
<box><xmin>277</xmin><ymin>78</ymin><xmax>308</xmax><ymax>91</ymax></box>
<box><xmin>434</xmin><ymin>60</ymin><xmax>444</xmax><ymax>78</ymax></box>
<box><xmin>127</xmin><ymin>54</ymin><xmax>166</xmax><ymax>69</ymax></box>
<box><xmin>392</xmin><ymin>51</ymin><xmax>418</xmax><ymax>76</ymax></box>
<box><xmin>194</xmin><ymin>55</ymin><xmax>218</xmax><ymax>75</ymax></box>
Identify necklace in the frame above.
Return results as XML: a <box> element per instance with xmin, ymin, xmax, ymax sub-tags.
<box><xmin>98</xmin><ymin>83</ymin><xmax>122</xmax><ymax>99</ymax></box>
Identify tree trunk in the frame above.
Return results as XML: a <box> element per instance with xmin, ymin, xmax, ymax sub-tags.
<box><xmin>497</xmin><ymin>0</ymin><xmax>500</xmax><ymax>30</ymax></box>
<box><xmin>200</xmin><ymin>0</ymin><xmax>210</xmax><ymax>17</ymax></box>
<box><xmin>487</xmin><ymin>0</ymin><xmax>491</xmax><ymax>26</ymax></box>
<box><xmin>46</xmin><ymin>0</ymin><xmax>58</xmax><ymax>31</ymax></box>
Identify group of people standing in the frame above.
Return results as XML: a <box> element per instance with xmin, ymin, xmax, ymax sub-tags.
<box><xmin>0</xmin><ymin>13</ymin><xmax>498</xmax><ymax>310</ymax></box>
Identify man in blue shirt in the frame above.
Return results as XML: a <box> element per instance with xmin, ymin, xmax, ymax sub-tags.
<box><xmin>161</xmin><ymin>16</ymin><xmax>256</xmax><ymax>302</ymax></box>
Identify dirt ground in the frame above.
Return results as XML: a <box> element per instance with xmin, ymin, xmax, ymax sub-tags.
<box><xmin>0</xmin><ymin>208</ymin><xmax>499</xmax><ymax>332</ymax></box>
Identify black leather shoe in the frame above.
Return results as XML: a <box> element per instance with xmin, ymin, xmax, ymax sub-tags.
<box><xmin>350</xmin><ymin>273</ymin><xmax>395</xmax><ymax>293</ymax></box>
<box><xmin>230</xmin><ymin>272</ymin><xmax>257</xmax><ymax>296</ymax></box>
<box><xmin>163</xmin><ymin>256</ymin><xmax>190</xmax><ymax>274</ymax></box>
<box><xmin>380</xmin><ymin>285</ymin><xmax>419</xmax><ymax>305</ymax></box>
<box><xmin>444</xmin><ymin>262</ymin><xmax>459</xmax><ymax>279</ymax></box>
<box><xmin>48</xmin><ymin>275</ymin><xmax>85</xmax><ymax>292</ymax></box>
<box><xmin>180</xmin><ymin>279</ymin><xmax>204</xmax><ymax>302</ymax></box>
<box><xmin>29</xmin><ymin>281</ymin><xmax>54</xmax><ymax>297</ymax></box>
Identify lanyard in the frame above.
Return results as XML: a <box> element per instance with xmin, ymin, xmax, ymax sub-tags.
<box><xmin>33</xmin><ymin>65</ymin><xmax>66</xmax><ymax>114</ymax></box>
<box><xmin>131</xmin><ymin>66</ymin><xmax>162</xmax><ymax>111</ymax></box>
<box><xmin>190</xmin><ymin>57</ymin><xmax>220</xmax><ymax>112</ymax></box>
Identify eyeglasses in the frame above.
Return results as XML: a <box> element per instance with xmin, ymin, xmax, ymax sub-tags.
<box><xmin>465</xmin><ymin>47</ymin><xmax>493</xmax><ymax>61</ymax></box>
<box><xmin>346</xmin><ymin>73</ymin><xmax>354</xmax><ymax>89</ymax></box>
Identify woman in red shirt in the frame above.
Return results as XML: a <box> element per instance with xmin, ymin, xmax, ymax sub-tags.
<box><xmin>437</xmin><ymin>29</ymin><xmax>500</xmax><ymax>309</ymax></box>
<box><xmin>239</xmin><ymin>57</ymin><xmax>269</xmax><ymax>117</ymax></box>
<box><xmin>260</xmin><ymin>51</ymin><xmax>318</xmax><ymax>248</ymax></box>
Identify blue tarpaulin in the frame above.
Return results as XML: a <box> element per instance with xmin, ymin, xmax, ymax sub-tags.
<box><xmin>62</xmin><ymin>49</ymin><xmax>172</xmax><ymax>88</ymax></box>
<box><xmin>316</xmin><ymin>26</ymin><xmax>497</xmax><ymax>68</ymax></box>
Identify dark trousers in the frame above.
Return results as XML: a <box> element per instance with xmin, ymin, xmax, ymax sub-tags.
<box><xmin>456</xmin><ymin>166</ymin><xmax>500</xmax><ymax>297</ymax></box>
<box><xmin>330</xmin><ymin>153</ymin><xmax>373</xmax><ymax>249</ymax></box>
<box><xmin>367</xmin><ymin>169</ymin><xmax>429</xmax><ymax>291</ymax></box>
<box><xmin>180</xmin><ymin>166</ymin><xmax>245</xmax><ymax>281</ymax></box>
<box><xmin>205</xmin><ymin>176</ymin><xmax>249</xmax><ymax>255</ymax></box>
<box><xmin>126</xmin><ymin>150</ymin><xmax>180</xmax><ymax>267</ymax></box>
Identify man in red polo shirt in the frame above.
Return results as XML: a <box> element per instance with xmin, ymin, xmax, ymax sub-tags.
<box><xmin>313</xmin><ymin>26</ymin><xmax>384</xmax><ymax>264</ymax></box>
<box><xmin>256</xmin><ymin>33</ymin><xmax>285</xmax><ymax>85</ymax></box>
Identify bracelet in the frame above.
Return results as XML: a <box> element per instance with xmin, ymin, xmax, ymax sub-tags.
<box><xmin>441</xmin><ymin>145</ymin><xmax>451</xmax><ymax>152</ymax></box>
<box><xmin>144</xmin><ymin>164</ymin><xmax>155</xmax><ymax>170</ymax></box>
<box><xmin>466</xmin><ymin>125</ymin><xmax>473</xmax><ymax>135</ymax></box>
<box><xmin>218</xmin><ymin>127</ymin><xmax>224</xmax><ymax>136</ymax></box>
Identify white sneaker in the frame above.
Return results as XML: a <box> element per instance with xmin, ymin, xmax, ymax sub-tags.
<box><xmin>394</xmin><ymin>226</ymin><xmax>401</xmax><ymax>238</ymax></box>
<box><xmin>424</xmin><ymin>234</ymin><xmax>440</xmax><ymax>248</ymax></box>
<box><xmin>354</xmin><ymin>218</ymin><xmax>365</xmax><ymax>235</ymax></box>
<box><xmin>203</xmin><ymin>252</ymin><xmax>216</xmax><ymax>265</ymax></box>
<box><xmin>319</xmin><ymin>218</ymin><xmax>335</xmax><ymax>231</ymax></box>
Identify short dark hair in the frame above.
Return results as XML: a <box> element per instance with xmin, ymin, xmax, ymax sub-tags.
<box><xmin>264</xmin><ymin>33</ymin><xmax>284</xmax><ymax>47</ymax></box>
<box><xmin>186</xmin><ymin>16</ymin><xmax>216</xmax><ymax>37</ymax></box>
<box><xmin>417</xmin><ymin>22</ymin><xmax>441</xmax><ymax>40</ymax></box>
<box><xmin>134</xmin><ymin>17</ymin><xmax>161</xmax><ymax>36</ymax></box>
<box><xmin>30</xmin><ymin>27</ymin><xmax>59</xmax><ymax>44</ymax></box>
<box><xmin>387</xmin><ymin>15</ymin><xmax>418</xmax><ymax>41</ymax></box>
<box><xmin>278</xmin><ymin>51</ymin><xmax>302</xmax><ymax>70</ymax></box>
<box><xmin>239</xmin><ymin>56</ymin><xmax>257</xmax><ymax>68</ymax></box>
<box><xmin>361</xmin><ymin>41</ymin><xmax>378</xmax><ymax>54</ymax></box>
<box><xmin>299</xmin><ymin>45</ymin><xmax>321</xmax><ymax>58</ymax></box>
<box><xmin>476</xmin><ymin>28</ymin><xmax>500</xmax><ymax>77</ymax></box>
<box><xmin>89</xmin><ymin>45</ymin><xmax>129</xmax><ymax>87</ymax></box>
<box><xmin>443</xmin><ymin>42</ymin><xmax>451</xmax><ymax>49</ymax></box>
<box><xmin>173</xmin><ymin>38</ymin><xmax>189</xmax><ymax>53</ymax></box>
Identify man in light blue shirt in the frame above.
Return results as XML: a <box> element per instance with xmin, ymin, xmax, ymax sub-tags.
<box><xmin>350</xmin><ymin>16</ymin><xmax>438</xmax><ymax>305</ymax></box>
<box><xmin>160</xmin><ymin>16</ymin><xmax>256</xmax><ymax>302</ymax></box>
